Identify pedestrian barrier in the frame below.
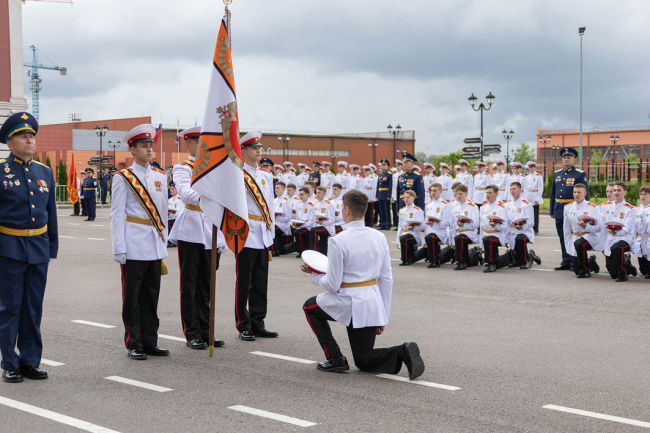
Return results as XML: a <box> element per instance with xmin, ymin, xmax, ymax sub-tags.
<box><xmin>55</xmin><ymin>184</ymin><xmax>111</xmax><ymax>206</ymax></box>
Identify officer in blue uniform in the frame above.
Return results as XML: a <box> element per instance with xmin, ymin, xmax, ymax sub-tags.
<box><xmin>376</xmin><ymin>158</ymin><xmax>393</xmax><ymax>230</ymax></box>
<box><xmin>397</xmin><ymin>151</ymin><xmax>425</xmax><ymax>210</ymax></box>
<box><xmin>308</xmin><ymin>161</ymin><xmax>322</xmax><ymax>186</ymax></box>
<box><xmin>550</xmin><ymin>147</ymin><xmax>587</xmax><ymax>270</ymax></box>
<box><xmin>98</xmin><ymin>167</ymin><xmax>110</xmax><ymax>204</ymax></box>
<box><xmin>0</xmin><ymin>112</ymin><xmax>58</xmax><ymax>383</ymax></box>
<box><xmin>82</xmin><ymin>167</ymin><xmax>98</xmax><ymax>221</ymax></box>
<box><xmin>260</xmin><ymin>157</ymin><xmax>278</xmax><ymax>190</ymax></box>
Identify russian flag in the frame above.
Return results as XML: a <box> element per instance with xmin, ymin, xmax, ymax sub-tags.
<box><xmin>154</xmin><ymin>123</ymin><xmax>162</xmax><ymax>144</ymax></box>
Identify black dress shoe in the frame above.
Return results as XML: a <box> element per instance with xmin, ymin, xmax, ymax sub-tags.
<box><xmin>403</xmin><ymin>342</ymin><xmax>425</xmax><ymax>380</ymax></box>
<box><xmin>554</xmin><ymin>264</ymin><xmax>572</xmax><ymax>271</ymax></box>
<box><xmin>2</xmin><ymin>370</ymin><xmax>23</xmax><ymax>383</ymax></box>
<box><xmin>484</xmin><ymin>264</ymin><xmax>496</xmax><ymax>273</ymax></box>
<box><xmin>143</xmin><ymin>346</ymin><xmax>170</xmax><ymax>356</ymax></box>
<box><xmin>238</xmin><ymin>330</ymin><xmax>256</xmax><ymax>341</ymax></box>
<box><xmin>616</xmin><ymin>275</ymin><xmax>628</xmax><ymax>282</ymax></box>
<box><xmin>316</xmin><ymin>357</ymin><xmax>349</xmax><ymax>373</ymax></box>
<box><xmin>520</xmin><ymin>263</ymin><xmax>531</xmax><ymax>270</ymax></box>
<box><xmin>629</xmin><ymin>265</ymin><xmax>638</xmax><ymax>277</ymax></box>
<box><xmin>454</xmin><ymin>263</ymin><xmax>467</xmax><ymax>270</ymax></box>
<box><xmin>20</xmin><ymin>365</ymin><xmax>48</xmax><ymax>380</ymax></box>
<box><xmin>127</xmin><ymin>349</ymin><xmax>147</xmax><ymax>360</ymax></box>
<box><xmin>186</xmin><ymin>339</ymin><xmax>208</xmax><ymax>350</ymax></box>
<box><xmin>427</xmin><ymin>262</ymin><xmax>439</xmax><ymax>269</ymax></box>
<box><xmin>529</xmin><ymin>250</ymin><xmax>542</xmax><ymax>265</ymax></box>
<box><xmin>399</xmin><ymin>261</ymin><xmax>412</xmax><ymax>266</ymax></box>
<box><xmin>252</xmin><ymin>328</ymin><xmax>279</xmax><ymax>338</ymax></box>
<box><xmin>577</xmin><ymin>272</ymin><xmax>591</xmax><ymax>278</ymax></box>
<box><xmin>202</xmin><ymin>338</ymin><xmax>225</xmax><ymax>347</ymax></box>
<box><xmin>589</xmin><ymin>255</ymin><xmax>600</xmax><ymax>273</ymax></box>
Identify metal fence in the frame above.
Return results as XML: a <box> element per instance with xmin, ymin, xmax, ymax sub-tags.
<box><xmin>55</xmin><ymin>185</ymin><xmax>111</xmax><ymax>206</ymax></box>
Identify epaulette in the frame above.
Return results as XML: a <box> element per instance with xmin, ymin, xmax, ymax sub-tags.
<box><xmin>0</xmin><ymin>158</ymin><xmax>5</xmax><ymax>164</ymax></box>
<box><xmin>413</xmin><ymin>205</ymin><xmax>421</xmax><ymax>210</ymax></box>
<box><xmin>467</xmin><ymin>199</ymin><xmax>475</xmax><ymax>204</ymax></box>
<box><xmin>575</xmin><ymin>168</ymin><xmax>584</xmax><ymax>173</ymax></box>
<box><xmin>588</xmin><ymin>202</ymin><xmax>597</xmax><ymax>207</ymax></box>
<box><xmin>467</xmin><ymin>201</ymin><xmax>476</xmax><ymax>207</ymax></box>
<box><xmin>566</xmin><ymin>202</ymin><xmax>575</xmax><ymax>207</ymax></box>
<box><xmin>600</xmin><ymin>201</ymin><xmax>613</xmax><ymax>206</ymax></box>
<box><xmin>441</xmin><ymin>200</ymin><xmax>449</xmax><ymax>204</ymax></box>
<box><xmin>400</xmin><ymin>206</ymin><xmax>407</xmax><ymax>211</ymax></box>
<box><xmin>325</xmin><ymin>199</ymin><xmax>331</xmax><ymax>204</ymax></box>
<box><xmin>624</xmin><ymin>203</ymin><xmax>635</xmax><ymax>209</ymax></box>
<box><xmin>152</xmin><ymin>167</ymin><xmax>165</xmax><ymax>175</ymax></box>
<box><xmin>522</xmin><ymin>199</ymin><xmax>529</xmax><ymax>204</ymax></box>
<box><xmin>32</xmin><ymin>160</ymin><xmax>51</xmax><ymax>170</ymax></box>
<box><xmin>180</xmin><ymin>159</ymin><xmax>194</xmax><ymax>169</ymax></box>
<box><xmin>497</xmin><ymin>202</ymin><xmax>505</xmax><ymax>208</ymax></box>
<box><xmin>555</xmin><ymin>169</ymin><xmax>563</xmax><ymax>173</ymax></box>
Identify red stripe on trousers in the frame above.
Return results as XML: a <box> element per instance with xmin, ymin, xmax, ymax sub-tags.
<box><xmin>177</xmin><ymin>246</ymin><xmax>187</xmax><ymax>337</ymax></box>
<box><xmin>120</xmin><ymin>264</ymin><xmax>131</xmax><ymax>349</ymax></box>
<box><xmin>303</xmin><ymin>302</ymin><xmax>330</xmax><ymax>359</ymax></box>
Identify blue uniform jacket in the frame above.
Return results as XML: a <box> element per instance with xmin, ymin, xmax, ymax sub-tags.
<box><xmin>397</xmin><ymin>170</ymin><xmax>425</xmax><ymax>209</ymax></box>
<box><xmin>0</xmin><ymin>154</ymin><xmax>59</xmax><ymax>264</ymax></box>
<box><xmin>550</xmin><ymin>166</ymin><xmax>587</xmax><ymax>217</ymax></box>
<box><xmin>376</xmin><ymin>171</ymin><xmax>392</xmax><ymax>200</ymax></box>
<box><xmin>82</xmin><ymin>176</ymin><xmax>98</xmax><ymax>200</ymax></box>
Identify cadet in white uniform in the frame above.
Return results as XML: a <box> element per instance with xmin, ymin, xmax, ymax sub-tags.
<box><xmin>505</xmin><ymin>181</ymin><xmax>541</xmax><ymax>269</ymax></box>
<box><xmin>562</xmin><ymin>183</ymin><xmax>602</xmax><ymax>278</ymax></box>
<box><xmin>280</xmin><ymin>161</ymin><xmax>297</xmax><ymax>186</ymax></box>
<box><xmin>391</xmin><ymin>160</ymin><xmax>404</xmax><ymax>229</ymax></box>
<box><xmin>272</xmin><ymin>181</ymin><xmax>295</xmax><ymax>256</ymax></box>
<box><xmin>480</xmin><ymin>185</ymin><xmax>511</xmax><ymax>272</ymax></box>
<box><xmin>169</xmin><ymin>126</ymin><xmax>226</xmax><ymax>350</ymax></box>
<box><xmin>396</xmin><ymin>190</ymin><xmax>425</xmax><ymax>265</ymax></box>
<box><xmin>523</xmin><ymin>161</ymin><xmax>544</xmax><ymax>234</ymax></box>
<box><xmin>600</xmin><ymin>181</ymin><xmax>637</xmax><ymax>282</ymax></box>
<box><xmin>291</xmin><ymin>186</ymin><xmax>315</xmax><ymax>255</ymax></box>
<box><xmin>309</xmin><ymin>186</ymin><xmax>336</xmax><ymax>254</ymax></box>
<box><xmin>235</xmin><ymin>131</ymin><xmax>278</xmax><ymax>341</ymax></box>
<box><xmin>333</xmin><ymin>161</ymin><xmax>350</xmax><ymax>195</ymax></box>
<box><xmin>422</xmin><ymin>163</ymin><xmax>437</xmax><ymax>198</ymax></box>
<box><xmin>301</xmin><ymin>190</ymin><xmax>424</xmax><ymax>379</ymax></box>
<box><xmin>167</xmin><ymin>185</ymin><xmax>182</xmax><ymax>245</ymax></box>
<box><xmin>472</xmin><ymin>161</ymin><xmax>491</xmax><ymax>207</ymax></box>
<box><xmin>419</xmin><ymin>183</ymin><xmax>451</xmax><ymax>268</ymax></box>
<box><xmin>111</xmin><ymin>124</ymin><xmax>169</xmax><ymax>360</ymax></box>
<box><xmin>320</xmin><ymin>161</ymin><xmax>335</xmax><ymax>191</ymax></box>
<box><xmin>330</xmin><ymin>183</ymin><xmax>345</xmax><ymax>232</ymax></box>
<box><xmin>455</xmin><ymin>159</ymin><xmax>474</xmax><ymax>198</ymax></box>
<box><xmin>634</xmin><ymin>186</ymin><xmax>650</xmax><ymax>278</ymax></box>
<box><xmin>492</xmin><ymin>161</ymin><xmax>510</xmax><ymax>201</ymax></box>
<box><xmin>507</xmin><ymin>162</ymin><xmax>524</xmax><ymax>200</ymax></box>
<box><xmin>363</xmin><ymin>164</ymin><xmax>378</xmax><ymax>227</ymax></box>
<box><xmin>437</xmin><ymin>163</ymin><xmax>453</xmax><ymax>201</ymax></box>
<box><xmin>447</xmin><ymin>184</ymin><xmax>480</xmax><ymax>270</ymax></box>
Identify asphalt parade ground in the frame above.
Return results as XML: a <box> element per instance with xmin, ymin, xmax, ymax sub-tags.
<box><xmin>0</xmin><ymin>208</ymin><xmax>648</xmax><ymax>432</ymax></box>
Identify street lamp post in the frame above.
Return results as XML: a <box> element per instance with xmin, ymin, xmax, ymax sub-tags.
<box><xmin>108</xmin><ymin>140</ymin><xmax>121</xmax><ymax>170</ymax></box>
<box><xmin>277</xmin><ymin>135</ymin><xmax>290</xmax><ymax>161</ymax></box>
<box><xmin>387</xmin><ymin>124</ymin><xmax>401</xmax><ymax>159</ymax></box>
<box><xmin>468</xmin><ymin>92</ymin><xmax>495</xmax><ymax>162</ymax></box>
<box><xmin>94</xmin><ymin>124</ymin><xmax>108</xmax><ymax>171</ymax></box>
<box><xmin>368</xmin><ymin>141</ymin><xmax>378</xmax><ymax>166</ymax></box>
<box><xmin>579</xmin><ymin>27</ymin><xmax>586</xmax><ymax>167</ymax></box>
<box><xmin>502</xmin><ymin>129</ymin><xmax>514</xmax><ymax>170</ymax></box>
<box><xmin>610</xmin><ymin>134</ymin><xmax>620</xmax><ymax>180</ymax></box>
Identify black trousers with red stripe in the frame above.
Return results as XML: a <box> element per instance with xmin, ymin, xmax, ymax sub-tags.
<box><xmin>310</xmin><ymin>227</ymin><xmax>330</xmax><ymax>255</ymax></box>
<box><xmin>235</xmin><ymin>247</ymin><xmax>269</xmax><ymax>332</ymax></box>
<box><xmin>121</xmin><ymin>260</ymin><xmax>161</xmax><ymax>350</ymax></box>
<box><xmin>302</xmin><ymin>296</ymin><xmax>405</xmax><ymax>374</ymax></box>
<box><xmin>424</xmin><ymin>233</ymin><xmax>442</xmax><ymax>263</ymax></box>
<box><xmin>364</xmin><ymin>202</ymin><xmax>376</xmax><ymax>227</ymax></box>
<box><xmin>293</xmin><ymin>227</ymin><xmax>312</xmax><ymax>254</ymax></box>
<box><xmin>533</xmin><ymin>204</ymin><xmax>540</xmax><ymax>234</ymax></box>
<box><xmin>606</xmin><ymin>240</ymin><xmax>630</xmax><ymax>279</ymax></box>
<box><xmin>511</xmin><ymin>234</ymin><xmax>531</xmax><ymax>266</ymax></box>
<box><xmin>572</xmin><ymin>237</ymin><xmax>593</xmax><ymax>276</ymax></box>
<box><xmin>454</xmin><ymin>234</ymin><xmax>471</xmax><ymax>264</ymax></box>
<box><xmin>273</xmin><ymin>227</ymin><xmax>295</xmax><ymax>255</ymax></box>
<box><xmin>638</xmin><ymin>257</ymin><xmax>650</xmax><ymax>277</ymax></box>
<box><xmin>482</xmin><ymin>236</ymin><xmax>510</xmax><ymax>268</ymax></box>
<box><xmin>178</xmin><ymin>241</ymin><xmax>220</xmax><ymax>341</ymax></box>
<box><xmin>399</xmin><ymin>234</ymin><xmax>418</xmax><ymax>263</ymax></box>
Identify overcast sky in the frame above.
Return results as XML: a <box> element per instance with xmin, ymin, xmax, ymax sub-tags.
<box><xmin>21</xmin><ymin>0</ymin><xmax>650</xmax><ymax>156</ymax></box>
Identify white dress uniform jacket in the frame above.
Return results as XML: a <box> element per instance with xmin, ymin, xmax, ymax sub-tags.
<box><xmin>423</xmin><ymin>174</ymin><xmax>437</xmax><ymax>198</ymax></box>
<box><xmin>455</xmin><ymin>172</ymin><xmax>474</xmax><ymax>198</ymax></box>
<box><xmin>523</xmin><ymin>172</ymin><xmax>544</xmax><ymax>205</ymax></box>
<box><xmin>330</xmin><ymin>196</ymin><xmax>344</xmax><ymax>225</ymax></box>
<box><xmin>562</xmin><ymin>200</ymin><xmax>602</xmax><ymax>256</ymax></box>
<box><xmin>274</xmin><ymin>194</ymin><xmax>292</xmax><ymax>235</ymax></box>
<box><xmin>437</xmin><ymin>173</ymin><xmax>453</xmax><ymax>201</ymax></box>
<box><xmin>348</xmin><ymin>174</ymin><xmax>363</xmax><ymax>192</ymax></box>
<box><xmin>243</xmin><ymin>163</ymin><xmax>275</xmax><ymax>249</ymax></box>
<box><xmin>310</xmin><ymin>199</ymin><xmax>336</xmax><ymax>236</ymax></box>
<box><xmin>600</xmin><ymin>200</ymin><xmax>636</xmax><ymax>256</ymax></box>
<box><xmin>634</xmin><ymin>204</ymin><xmax>650</xmax><ymax>257</ymax></box>
<box><xmin>312</xmin><ymin>220</ymin><xmax>393</xmax><ymax>328</ymax></box>
<box><xmin>390</xmin><ymin>170</ymin><xmax>403</xmax><ymax>202</ymax></box>
<box><xmin>472</xmin><ymin>172</ymin><xmax>491</xmax><ymax>205</ymax></box>
<box><xmin>424</xmin><ymin>198</ymin><xmax>451</xmax><ymax>244</ymax></box>
<box><xmin>168</xmin><ymin>195</ymin><xmax>183</xmax><ymax>221</ymax></box>
<box><xmin>292</xmin><ymin>199</ymin><xmax>314</xmax><ymax>229</ymax></box>
<box><xmin>449</xmin><ymin>200</ymin><xmax>480</xmax><ymax>244</ymax></box>
<box><xmin>334</xmin><ymin>171</ymin><xmax>350</xmax><ymax>193</ymax></box>
<box><xmin>479</xmin><ymin>200</ymin><xmax>509</xmax><ymax>246</ymax></box>
<box><xmin>396</xmin><ymin>203</ymin><xmax>425</xmax><ymax>247</ymax></box>
<box><xmin>505</xmin><ymin>197</ymin><xmax>535</xmax><ymax>246</ymax></box>
<box><xmin>363</xmin><ymin>174</ymin><xmax>378</xmax><ymax>202</ymax></box>
<box><xmin>492</xmin><ymin>170</ymin><xmax>510</xmax><ymax>201</ymax></box>
<box><xmin>111</xmin><ymin>163</ymin><xmax>168</xmax><ymax>261</ymax></box>
<box><xmin>507</xmin><ymin>174</ymin><xmax>524</xmax><ymax>200</ymax></box>
<box><xmin>320</xmin><ymin>171</ymin><xmax>335</xmax><ymax>190</ymax></box>
<box><xmin>280</xmin><ymin>171</ymin><xmax>297</xmax><ymax>186</ymax></box>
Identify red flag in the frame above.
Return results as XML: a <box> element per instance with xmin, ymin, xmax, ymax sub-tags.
<box><xmin>67</xmin><ymin>153</ymin><xmax>79</xmax><ymax>205</ymax></box>
<box><xmin>191</xmin><ymin>8</ymin><xmax>249</xmax><ymax>253</ymax></box>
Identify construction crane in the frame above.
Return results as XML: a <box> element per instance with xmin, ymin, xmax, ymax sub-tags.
<box><xmin>23</xmin><ymin>45</ymin><xmax>67</xmax><ymax>121</ymax></box>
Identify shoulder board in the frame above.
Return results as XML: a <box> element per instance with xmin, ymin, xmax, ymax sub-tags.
<box><xmin>180</xmin><ymin>159</ymin><xmax>194</xmax><ymax>168</ymax></box>
<box><xmin>413</xmin><ymin>205</ymin><xmax>421</xmax><ymax>210</ymax></box>
<box><xmin>467</xmin><ymin>199</ymin><xmax>475</xmax><ymax>204</ymax></box>
<box><xmin>575</xmin><ymin>169</ymin><xmax>584</xmax><ymax>173</ymax></box>
<box><xmin>325</xmin><ymin>199</ymin><xmax>331</xmax><ymax>204</ymax></box>
<box><xmin>32</xmin><ymin>160</ymin><xmax>51</xmax><ymax>170</ymax></box>
<box><xmin>566</xmin><ymin>202</ymin><xmax>575</xmax><ymax>207</ymax></box>
<box><xmin>467</xmin><ymin>201</ymin><xmax>476</xmax><ymax>207</ymax></box>
<box><xmin>497</xmin><ymin>202</ymin><xmax>505</xmax><ymax>208</ymax></box>
<box><xmin>442</xmin><ymin>200</ymin><xmax>448</xmax><ymax>204</ymax></box>
<box><xmin>554</xmin><ymin>169</ymin><xmax>563</xmax><ymax>173</ymax></box>
<box><xmin>522</xmin><ymin>199</ymin><xmax>529</xmax><ymax>204</ymax></box>
<box><xmin>625</xmin><ymin>203</ymin><xmax>635</xmax><ymax>209</ymax></box>
<box><xmin>588</xmin><ymin>202</ymin><xmax>596</xmax><ymax>207</ymax></box>
<box><xmin>152</xmin><ymin>167</ymin><xmax>165</xmax><ymax>175</ymax></box>
<box><xmin>0</xmin><ymin>158</ymin><xmax>5</xmax><ymax>164</ymax></box>
<box><xmin>400</xmin><ymin>206</ymin><xmax>407</xmax><ymax>211</ymax></box>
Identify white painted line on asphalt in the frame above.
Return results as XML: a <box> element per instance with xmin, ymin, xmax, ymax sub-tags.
<box><xmin>531</xmin><ymin>268</ymin><xmax>555</xmax><ymax>272</ymax></box>
<box><xmin>552</xmin><ymin>249</ymin><xmax>562</xmax><ymax>252</ymax></box>
<box><xmin>0</xmin><ymin>395</ymin><xmax>121</xmax><ymax>433</ymax></box>
<box><xmin>72</xmin><ymin>320</ymin><xmax>116</xmax><ymax>329</ymax></box>
<box><xmin>87</xmin><ymin>237</ymin><xmax>105</xmax><ymax>241</ymax></box>
<box><xmin>390</xmin><ymin>259</ymin><xmax>400</xmax><ymax>262</ymax></box>
<box><xmin>536</xmin><ymin>236</ymin><xmax>557</xmax><ymax>239</ymax></box>
<box><xmin>59</xmin><ymin>235</ymin><xmax>75</xmax><ymax>239</ymax></box>
<box><xmin>375</xmin><ymin>374</ymin><xmax>461</xmax><ymax>390</ymax></box>
<box><xmin>158</xmin><ymin>334</ymin><xmax>186</xmax><ymax>342</ymax></box>
<box><xmin>543</xmin><ymin>404</ymin><xmax>650</xmax><ymax>429</ymax></box>
<box><xmin>90</xmin><ymin>224</ymin><xmax>104</xmax><ymax>227</ymax></box>
<box><xmin>65</xmin><ymin>222</ymin><xmax>80</xmax><ymax>226</ymax></box>
<box><xmin>250</xmin><ymin>351</ymin><xmax>316</xmax><ymax>364</ymax></box>
<box><xmin>105</xmin><ymin>376</ymin><xmax>173</xmax><ymax>393</ymax></box>
<box><xmin>40</xmin><ymin>358</ymin><xmax>65</xmax><ymax>367</ymax></box>
<box><xmin>228</xmin><ymin>405</ymin><xmax>317</xmax><ymax>428</ymax></box>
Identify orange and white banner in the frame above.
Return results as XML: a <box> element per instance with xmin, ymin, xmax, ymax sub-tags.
<box><xmin>67</xmin><ymin>153</ymin><xmax>79</xmax><ymax>205</ymax></box>
<box><xmin>191</xmin><ymin>8</ymin><xmax>249</xmax><ymax>253</ymax></box>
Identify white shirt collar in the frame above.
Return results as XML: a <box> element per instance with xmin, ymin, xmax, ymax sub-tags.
<box><xmin>131</xmin><ymin>162</ymin><xmax>151</xmax><ymax>176</ymax></box>
<box><xmin>343</xmin><ymin>219</ymin><xmax>364</xmax><ymax>230</ymax></box>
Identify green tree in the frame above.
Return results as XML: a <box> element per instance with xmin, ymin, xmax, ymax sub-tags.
<box><xmin>45</xmin><ymin>156</ymin><xmax>52</xmax><ymax>169</ymax></box>
<box><xmin>57</xmin><ymin>159</ymin><xmax>68</xmax><ymax>186</ymax></box>
<box><xmin>589</xmin><ymin>150</ymin><xmax>603</xmax><ymax>165</ymax></box>
<box><xmin>513</xmin><ymin>142</ymin><xmax>536</xmax><ymax>164</ymax></box>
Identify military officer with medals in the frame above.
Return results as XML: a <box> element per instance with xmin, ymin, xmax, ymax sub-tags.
<box><xmin>550</xmin><ymin>147</ymin><xmax>588</xmax><ymax>271</ymax></box>
<box><xmin>376</xmin><ymin>159</ymin><xmax>392</xmax><ymax>230</ymax></box>
<box><xmin>168</xmin><ymin>126</ymin><xmax>225</xmax><ymax>350</ymax></box>
<box><xmin>396</xmin><ymin>151</ymin><xmax>425</xmax><ymax>211</ymax></box>
<box><xmin>82</xmin><ymin>167</ymin><xmax>98</xmax><ymax>221</ymax></box>
<box><xmin>111</xmin><ymin>124</ymin><xmax>170</xmax><ymax>360</ymax></box>
<box><xmin>0</xmin><ymin>112</ymin><xmax>58</xmax><ymax>383</ymax></box>
<box><xmin>236</xmin><ymin>131</ymin><xmax>278</xmax><ymax>341</ymax></box>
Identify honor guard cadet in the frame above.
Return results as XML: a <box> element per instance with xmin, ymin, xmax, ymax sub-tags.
<box><xmin>634</xmin><ymin>187</ymin><xmax>650</xmax><ymax>278</ymax></box>
<box><xmin>448</xmin><ymin>184</ymin><xmax>479</xmax><ymax>270</ymax></box>
<box><xmin>362</xmin><ymin>164</ymin><xmax>378</xmax><ymax>227</ymax></box>
<box><xmin>0</xmin><ymin>112</ymin><xmax>58</xmax><ymax>383</ymax></box>
<box><xmin>111</xmin><ymin>124</ymin><xmax>170</xmax><ymax>360</ymax></box>
<box><xmin>334</xmin><ymin>161</ymin><xmax>350</xmax><ymax>194</ymax></box>
<box><xmin>236</xmin><ymin>131</ymin><xmax>278</xmax><ymax>341</ymax></box>
<box><xmin>492</xmin><ymin>160</ymin><xmax>510</xmax><ymax>201</ymax></box>
<box><xmin>505</xmin><ymin>182</ymin><xmax>541</xmax><ymax>269</ymax></box>
<box><xmin>480</xmin><ymin>185</ymin><xmax>510</xmax><ymax>272</ymax></box>
<box><xmin>397</xmin><ymin>151</ymin><xmax>425</xmax><ymax>210</ymax></box>
<box><xmin>272</xmin><ymin>181</ymin><xmax>295</xmax><ymax>256</ymax></box>
<box><xmin>455</xmin><ymin>159</ymin><xmax>474</xmax><ymax>198</ymax></box>
<box><xmin>600</xmin><ymin>181</ymin><xmax>637</xmax><ymax>281</ymax></box>
<box><xmin>396</xmin><ymin>190</ymin><xmax>425</xmax><ymax>266</ymax></box>
<box><xmin>523</xmin><ymin>161</ymin><xmax>544</xmax><ymax>234</ymax></box>
<box><xmin>562</xmin><ymin>183</ymin><xmax>602</xmax><ymax>278</ymax></box>
<box><xmin>419</xmin><ymin>183</ymin><xmax>451</xmax><ymax>268</ymax></box>
<box><xmin>291</xmin><ymin>187</ymin><xmax>315</xmax><ymax>255</ymax></box>
<box><xmin>320</xmin><ymin>161</ymin><xmax>335</xmax><ymax>190</ymax></box>
<box><xmin>301</xmin><ymin>190</ymin><xmax>425</xmax><ymax>379</ymax></box>
<box><xmin>507</xmin><ymin>162</ymin><xmax>524</xmax><ymax>200</ymax></box>
<box><xmin>550</xmin><ymin>147</ymin><xmax>588</xmax><ymax>270</ymax></box>
<box><xmin>376</xmin><ymin>159</ymin><xmax>392</xmax><ymax>230</ymax></box>
<box><xmin>437</xmin><ymin>163</ymin><xmax>453</xmax><ymax>201</ymax></box>
<box><xmin>309</xmin><ymin>186</ymin><xmax>336</xmax><ymax>254</ymax></box>
<box><xmin>472</xmin><ymin>161</ymin><xmax>490</xmax><ymax>208</ymax></box>
<box><xmin>347</xmin><ymin>164</ymin><xmax>362</xmax><ymax>191</ymax></box>
<box><xmin>169</xmin><ymin>126</ymin><xmax>225</xmax><ymax>350</ymax></box>
<box><xmin>82</xmin><ymin>167</ymin><xmax>98</xmax><ymax>221</ymax></box>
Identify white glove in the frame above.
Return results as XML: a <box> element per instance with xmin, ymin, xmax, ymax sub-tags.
<box><xmin>217</xmin><ymin>245</ymin><xmax>226</xmax><ymax>254</ymax></box>
<box><xmin>49</xmin><ymin>258</ymin><xmax>56</xmax><ymax>265</ymax></box>
<box><xmin>114</xmin><ymin>253</ymin><xmax>127</xmax><ymax>264</ymax></box>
